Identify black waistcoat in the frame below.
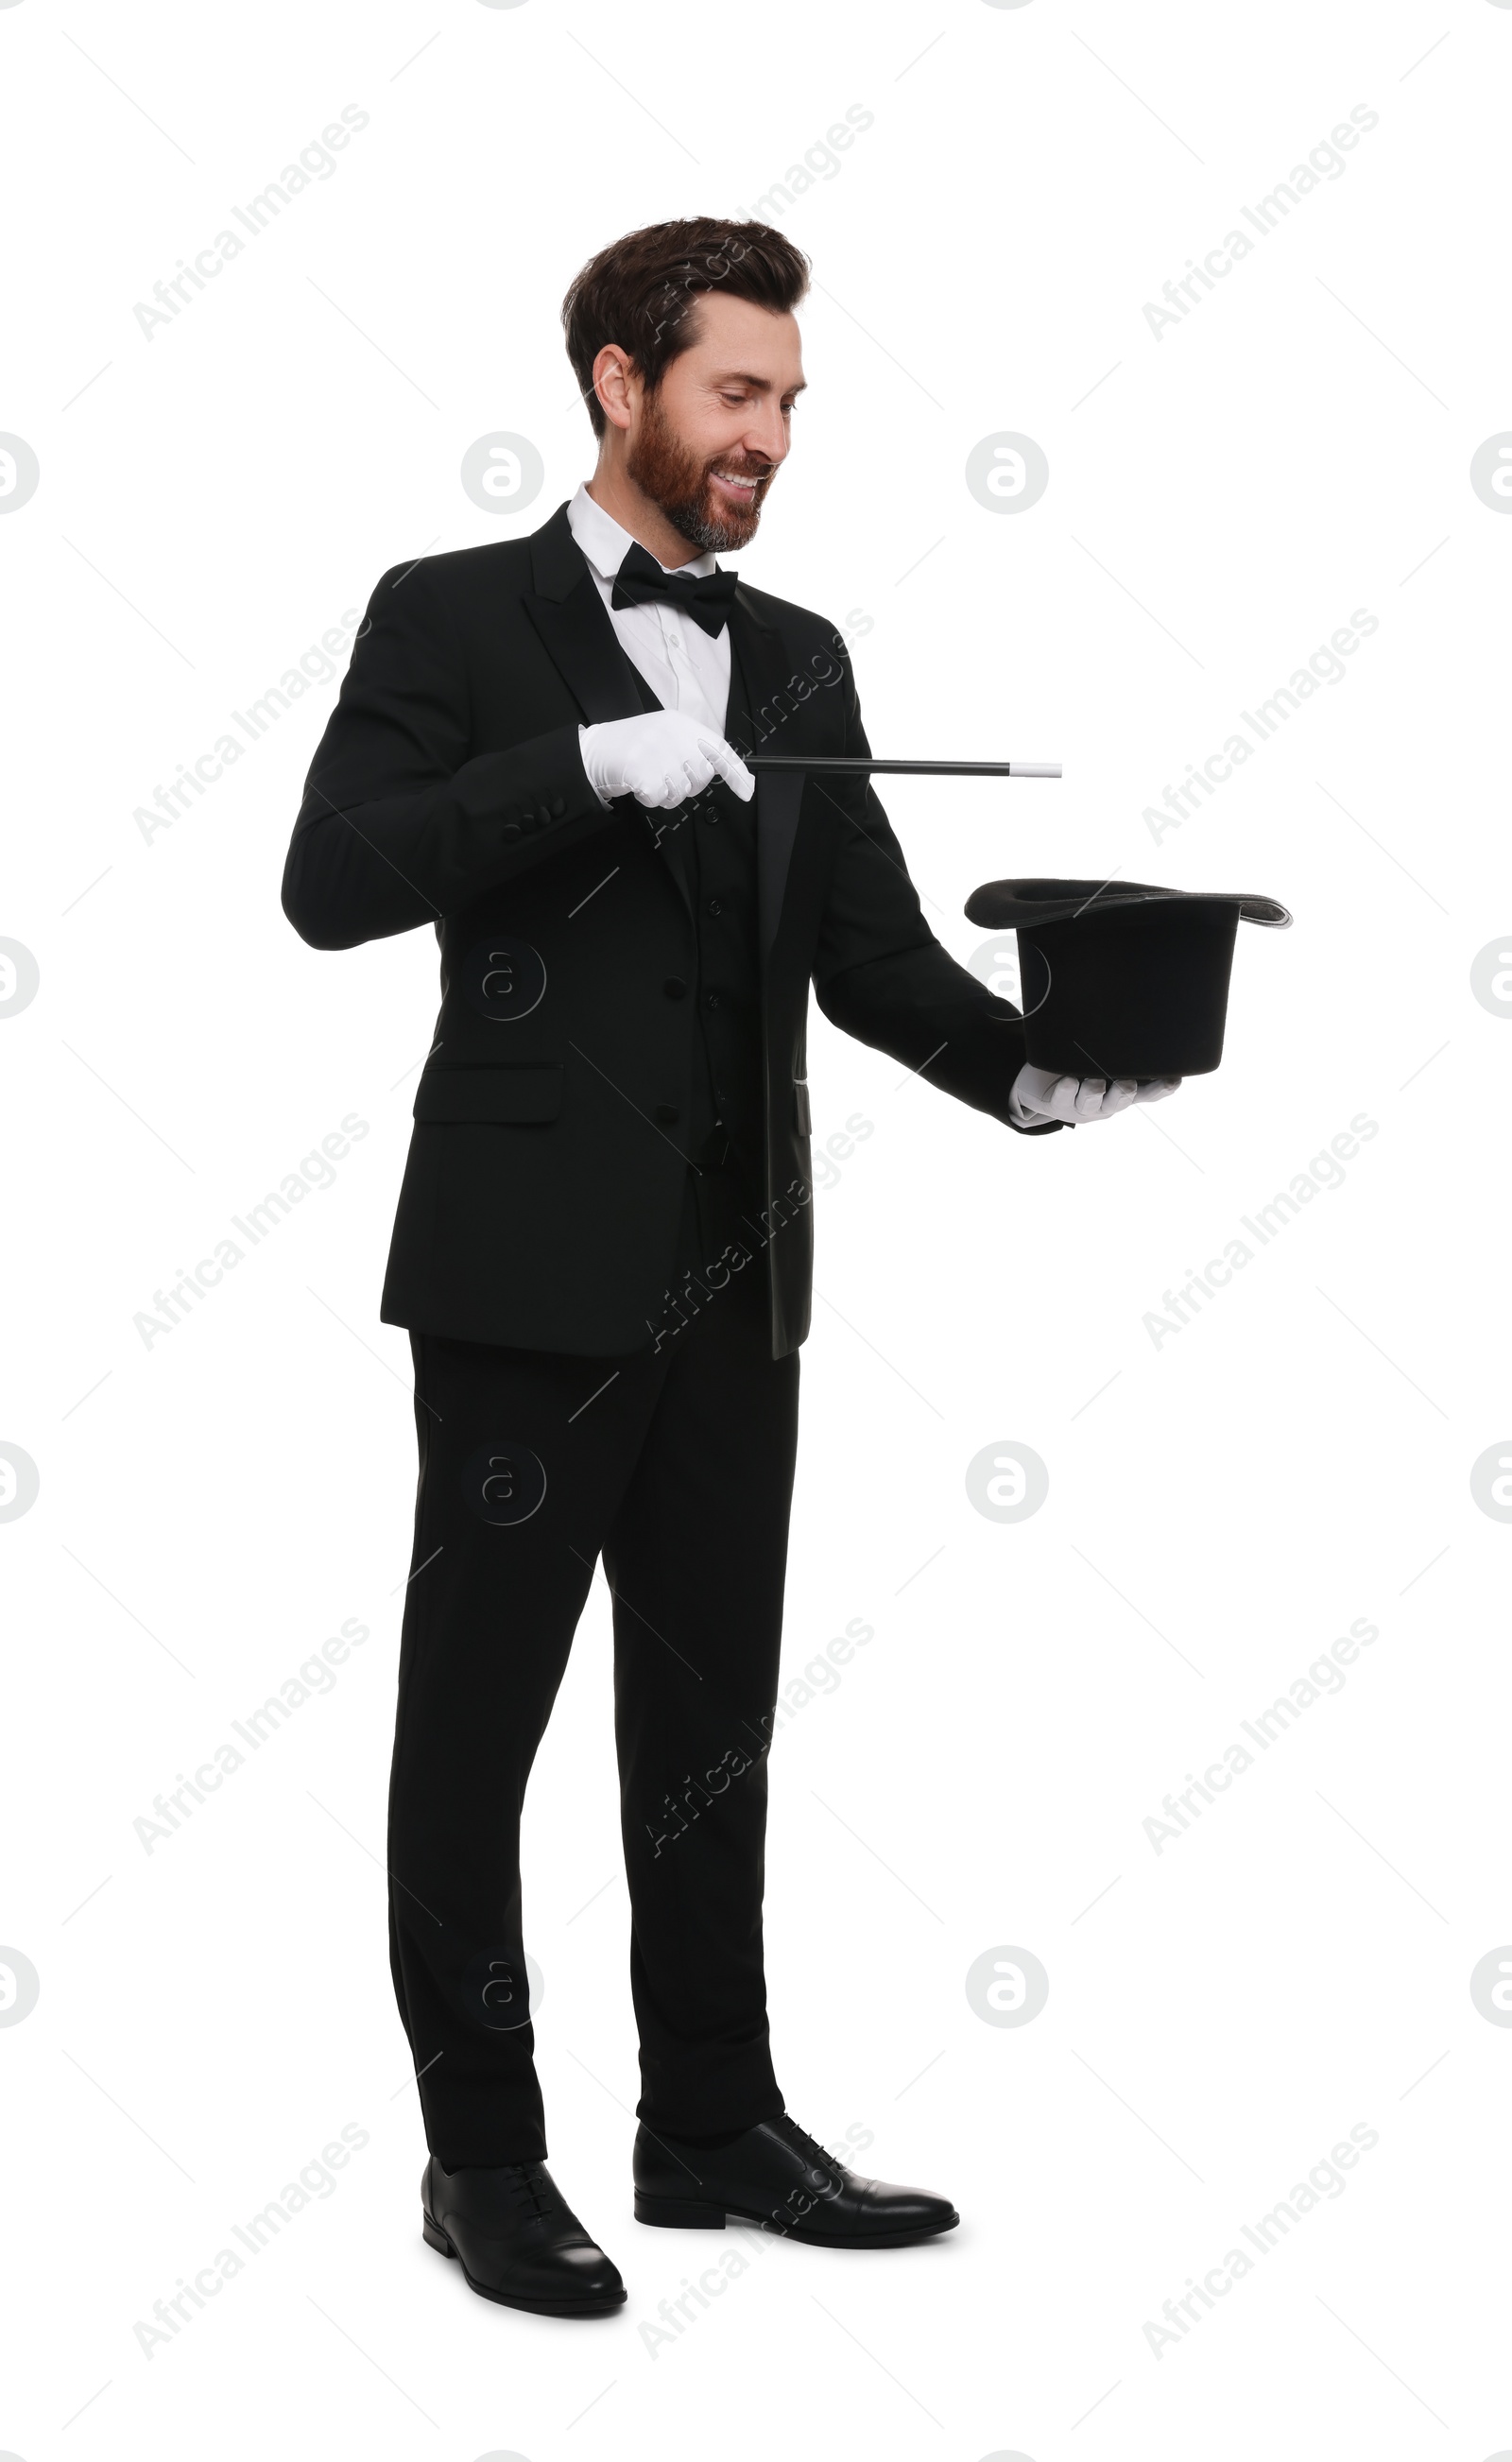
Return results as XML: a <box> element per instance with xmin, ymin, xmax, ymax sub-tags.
<box><xmin>620</xmin><ymin>638</ymin><xmax>765</xmax><ymax>1193</ymax></box>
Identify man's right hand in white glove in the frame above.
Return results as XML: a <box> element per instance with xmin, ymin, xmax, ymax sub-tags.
<box><xmin>578</xmin><ymin>712</ymin><xmax>755</xmax><ymax>812</ymax></box>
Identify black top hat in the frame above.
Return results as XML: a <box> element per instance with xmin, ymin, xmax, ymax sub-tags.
<box><xmin>964</xmin><ymin>878</ymin><xmax>1293</xmax><ymax>1079</ymax></box>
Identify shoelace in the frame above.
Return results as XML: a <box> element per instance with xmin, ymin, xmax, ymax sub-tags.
<box><xmin>506</xmin><ymin>2160</ymin><xmax>555</xmax><ymax>2221</ymax></box>
<box><xmin>776</xmin><ymin>2115</ymin><xmax>844</xmax><ymax>2181</ymax></box>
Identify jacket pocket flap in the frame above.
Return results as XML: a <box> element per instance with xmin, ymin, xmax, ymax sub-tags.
<box><xmin>414</xmin><ymin>1063</ymin><xmax>562</xmax><ymax>1125</ymax></box>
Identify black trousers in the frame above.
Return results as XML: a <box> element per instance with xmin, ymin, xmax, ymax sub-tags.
<box><xmin>387</xmin><ymin>1168</ymin><xmax>799</xmax><ymax>2166</ymax></box>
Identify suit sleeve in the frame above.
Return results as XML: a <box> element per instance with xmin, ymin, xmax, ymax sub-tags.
<box><xmin>281</xmin><ymin>560</ymin><xmax>617</xmax><ymax>950</ymax></box>
<box><xmin>810</xmin><ymin>647</ymin><xmax>1061</xmax><ymax>1135</ymax></box>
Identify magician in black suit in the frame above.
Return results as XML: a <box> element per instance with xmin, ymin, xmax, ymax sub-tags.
<box><xmin>282</xmin><ymin>216</ymin><xmax>1181</xmax><ymax>2316</ymax></box>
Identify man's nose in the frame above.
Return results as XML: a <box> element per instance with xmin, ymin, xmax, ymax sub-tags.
<box><xmin>743</xmin><ymin>407</ymin><xmax>789</xmax><ymax>468</ymax></box>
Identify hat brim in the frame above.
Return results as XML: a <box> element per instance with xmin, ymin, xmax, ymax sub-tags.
<box><xmin>965</xmin><ymin>878</ymin><xmax>1293</xmax><ymax>931</ymax></box>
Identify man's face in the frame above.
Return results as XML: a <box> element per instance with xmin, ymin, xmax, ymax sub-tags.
<box><xmin>625</xmin><ymin>290</ymin><xmax>805</xmax><ymax>553</ymax></box>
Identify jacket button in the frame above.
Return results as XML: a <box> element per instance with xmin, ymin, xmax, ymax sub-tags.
<box><xmin>535</xmin><ymin>805</ymin><xmax>551</xmax><ymax>824</ymax></box>
<box><xmin>704</xmin><ymin>990</ymin><xmax>721</xmax><ymax>1009</ymax></box>
<box><xmin>707</xmin><ymin>897</ymin><xmax>722</xmax><ymax>916</ymax></box>
<box><xmin>656</xmin><ymin>1104</ymin><xmax>679</xmax><ymax>1124</ymax></box>
<box><xmin>551</xmin><ymin>796</ymin><xmax>565</xmax><ymax>817</ymax></box>
<box><xmin>662</xmin><ymin>977</ymin><xmax>688</xmax><ymax>999</ymax></box>
<box><xmin>502</xmin><ymin>821</ymin><xmax>522</xmax><ymax>839</ymax></box>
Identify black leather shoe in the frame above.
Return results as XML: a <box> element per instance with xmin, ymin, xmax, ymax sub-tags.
<box><xmin>633</xmin><ymin>2113</ymin><xmax>959</xmax><ymax>2247</ymax></box>
<box><xmin>421</xmin><ymin>2154</ymin><xmax>627</xmax><ymax>2316</ymax></box>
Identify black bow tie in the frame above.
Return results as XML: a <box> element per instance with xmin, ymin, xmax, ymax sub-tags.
<box><xmin>610</xmin><ymin>540</ymin><xmax>739</xmax><ymax>638</ymax></box>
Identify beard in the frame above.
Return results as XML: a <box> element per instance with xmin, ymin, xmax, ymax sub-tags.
<box><xmin>626</xmin><ymin>389</ymin><xmax>774</xmax><ymax>552</ymax></box>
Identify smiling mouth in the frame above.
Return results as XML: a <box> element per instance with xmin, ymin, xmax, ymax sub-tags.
<box><xmin>710</xmin><ymin>470</ymin><xmax>763</xmax><ymax>498</ymax></box>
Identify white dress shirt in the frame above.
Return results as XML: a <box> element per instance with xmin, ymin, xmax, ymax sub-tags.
<box><xmin>566</xmin><ymin>481</ymin><xmax>731</xmax><ymax>735</ymax></box>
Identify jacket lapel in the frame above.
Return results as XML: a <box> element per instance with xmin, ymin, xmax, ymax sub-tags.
<box><xmin>521</xmin><ymin>503</ymin><xmax>692</xmax><ymax>913</ymax></box>
<box><xmin>726</xmin><ymin>590</ymin><xmax>803</xmax><ymax>967</ymax></box>
<box><xmin>520</xmin><ymin>504</ymin><xmax>808</xmax><ymax>957</ymax></box>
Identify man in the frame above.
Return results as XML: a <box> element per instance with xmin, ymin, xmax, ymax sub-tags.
<box><xmin>282</xmin><ymin>216</ymin><xmax>1178</xmax><ymax>2318</ymax></box>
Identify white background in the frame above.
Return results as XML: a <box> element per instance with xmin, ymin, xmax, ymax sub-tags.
<box><xmin>4</xmin><ymin>1</ymin><xmax>1511</xmax><ymax>2454</ymax></box>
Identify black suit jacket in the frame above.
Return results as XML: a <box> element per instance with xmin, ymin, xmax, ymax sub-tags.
<box><xmin>281</xmin><ymin>501</ymin><xmax>1057</xmax><ymax>1357</ymax></box>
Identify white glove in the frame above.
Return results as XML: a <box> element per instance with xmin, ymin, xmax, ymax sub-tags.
<box><xmin>1009</xmin><ymin>1063</ymin><xmax>1182</xmax><ymax>1127</ymax></box>
<box><xmin>577</xmin><ymin>712</ymin><xmax>755</xmax><ymax>812</ymax></box>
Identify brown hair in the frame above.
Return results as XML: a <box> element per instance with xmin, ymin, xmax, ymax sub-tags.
<box><xmin>561</xmin><ymin>217</ymin><xmax>811</xmax><ymax>438</ymax></box>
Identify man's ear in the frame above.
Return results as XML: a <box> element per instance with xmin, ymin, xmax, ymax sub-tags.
<box><xmin>593</xmin><ymin>344</ymin><xmax>636</xmax><ymax>434</ymax></box>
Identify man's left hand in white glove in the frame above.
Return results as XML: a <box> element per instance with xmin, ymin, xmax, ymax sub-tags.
<box><xmin>1008</xmin><ymin>1063</ymin><xmax>1182</xmax><ymax>1128</ymax></box>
